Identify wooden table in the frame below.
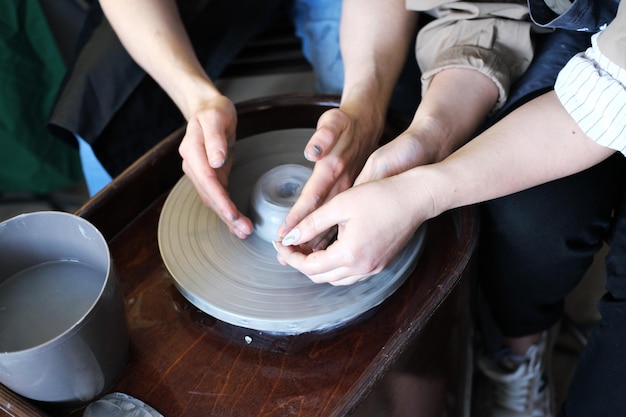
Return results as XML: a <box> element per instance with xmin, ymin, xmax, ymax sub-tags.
<box><xmin>1</xmin><ymin>95</ymin><xmax>478</xmax><ymax>417</ymax></box>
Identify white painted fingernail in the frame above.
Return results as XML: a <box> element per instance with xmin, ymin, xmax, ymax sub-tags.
<box><xmin>281</xmin><ymin>228</ymin><xmax>300</xmax><ymax>246</ymax></box>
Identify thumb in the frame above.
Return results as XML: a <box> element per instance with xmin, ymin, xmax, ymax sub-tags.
<box><xmin>303</xmin><ymin>108</ymin><xmax>349</xmax><ymax>161</ymax></box>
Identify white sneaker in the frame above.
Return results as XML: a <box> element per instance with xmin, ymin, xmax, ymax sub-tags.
<box><xmin>477</xmin><ymin>333</ymin><xmax>553</xmax><ymax>417</ymax></box>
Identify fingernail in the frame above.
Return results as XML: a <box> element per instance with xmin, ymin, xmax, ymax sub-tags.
<box><xmin>234</xmin><ymin>228</ymin><xmax>247</xmax><ymax>239</ymax></box>
<box><xmin>304</xmin><ymin>144</ymin><xmax>321</xmax><ymax>161</ymax></box>
<box><xmin>281</xmin><ymin>228</ymin><xmax>300</xmax><ymax>246</ymax></box>
<box><xmin>271</xmin><ymin>240</ymin><xmax>279</xmax><ymax>251</ymax></box>
<box><xmin>209</xmin><ymin>151</ymin><xmax>225</xmax><ymax>168</ymax></box>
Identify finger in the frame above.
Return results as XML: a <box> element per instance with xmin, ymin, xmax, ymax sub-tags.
<box><xmin>274</xmin><ymin>242</ymin><xmax>375</xmax><ymax>285</ymax></box>
<box><xmin>325</xmin><ymin>272</ymin><xmax>373</xmax><ymax>286</ymax></box>
<box><xmin>179</xmin><ymin>122</ymin><xmax>231</xmax><ymax>215</ymax></box>
<box><xmin>303</xmin><ymin>126</ymin><xmax>335</xmax><ymax>162</ymax></box>
<box><xmin>228</xmin><ymin>219</ymin><xmax>253</xmax><ymax>239</ymax></box>
<box><xmin>302</xmin><ymin>262</ymin><xmax>374</xmax><ymax>286</ymax></box>
<box><xmin>360</xmin><ymin>135</ymin><xmax>429</xmax><ymax>187</ymax></box>
<box><xmin>273</xmin><ymin>238</ymin><xmax>351</xmax><ymax>277</ymax></box>
<box><xmin>199</xmin><ymin>113</ymin><xmax>233</xmax><ymax>168</ymax></box>
<box><xmin>182</xmin><ymin>160</ymin><xmax>253</xmax><ymax>237</ymax></box>
<box><xmin>303</xmin><ymin>109</ymin><xmax>349</xmax><ymax>161</ymax></box>
<box><xmin>308</xmin><ymin>225</ymin><xmax>338</xmax><ymax>251</ymax></box>
<box><xmin>180</xmin><ymin>121</ymin><xmax>251</xmax><ymax>237</ymax></box>
<box><xmin>179</xmin><ymin>121</ymin><xmax>217</xmax><ymax>195</ymax></box>
<box><xmin>354</xmin><ymin>155</ymin><xmax>386</xmax><ymax>186</ymax></box>
<box><xmin>278</xmin><ymin>163</ymin><xmax>337</xmax><ymax>237</ymax></box>
<box><xmin>354</xmin><ymin>141</ymin><xmax>400</xmax><ymax>186</ymax></box>
<box><xmin>278</xmin><ymin>200</ymin><xmax>345</xmax><ymax>248</ymax></box>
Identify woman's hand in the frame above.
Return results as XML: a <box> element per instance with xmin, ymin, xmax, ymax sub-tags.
<box><xmin>274</xmin><ymin>174</ymin><xmax>428</xmax><ymax>285</ymax></box>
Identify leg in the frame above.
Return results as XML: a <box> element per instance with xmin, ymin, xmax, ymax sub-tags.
<box><xmin>475</xmin><ymin>20</ymin><xmax>595</xmax><ymax>357</ymax></box>
<box><xmin>561</xmin><ymin>168</ymin><xmax>626</xmax><ymax>416</ymax></box>
<box><xmin>480</xmin><ymin>153</ymin><xmax>625</xmax><ymax>340</ymax></box>
<box><xmin>477</xmin><ymin>153</ymin><xmax>625</xmax><ymax>416</ymax></box>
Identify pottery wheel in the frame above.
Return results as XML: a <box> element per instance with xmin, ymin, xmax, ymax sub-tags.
<box><xmin>158</xmin><ymin>129</ymin><xmax>427</xmax><ymax>334</ymax></box>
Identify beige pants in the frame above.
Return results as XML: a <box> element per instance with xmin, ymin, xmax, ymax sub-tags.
<box><xmin>406</xmin><ymin>1</ymin><xmax>535</xmax><ymax>110</ymax></box>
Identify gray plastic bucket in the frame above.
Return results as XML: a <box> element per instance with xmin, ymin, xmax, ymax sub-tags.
<box><xmin>0</xmin><ymin>211</ymin><xmax>128</xmax><ymax>405</ymax></box>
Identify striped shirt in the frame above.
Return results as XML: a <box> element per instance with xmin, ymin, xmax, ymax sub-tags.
<box><xmin>555</xmin><ymin>33</ymin><xmax>626</xmax><ymax>154</ymax></box>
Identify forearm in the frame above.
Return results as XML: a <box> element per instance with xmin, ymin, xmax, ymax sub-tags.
<box><xmin>99</xmin><ymin>0</ymin><xmax>220</xmax><ymax>119</ymax></box>
<box><xmin>339</xmin><ymin>0</ymin><xmax>418</xmax><ymax>133</ymax></box>
<box><xmin>401</xmin><ymin>91</ymin><xmax>615</xmax><ymax>218</ymax></box>
<box><xmin>406</xmin><ymin>68</ymin><xmax>499</xmax><ymax>163</ymax></box>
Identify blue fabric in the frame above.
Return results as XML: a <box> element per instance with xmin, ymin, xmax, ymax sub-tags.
<box><xmin>527</xmin><ymin>0</ymin><xmax>618</xmax><ymax>31</ymax></box>
<box><xmin>291</xmin><ymin>0</ymin><xmax>344</xmax><ymax>94</ymax></box>
<box><xmin>77</xmin><ymin>135</ymin><xmax>112</xmax><ymax>197</ymax></box>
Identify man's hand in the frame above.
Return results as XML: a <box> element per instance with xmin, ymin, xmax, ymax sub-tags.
<box><xmin>179</xmin><ymin>95</ymin><xmax>254</xmax><ymax>238</ymax></box>
<box><xmin>278</xmin><ymin>107</ymin><xmax>382</xmax><ymax>240</ymax></box>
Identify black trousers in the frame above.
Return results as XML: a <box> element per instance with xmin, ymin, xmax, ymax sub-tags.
<box><xmin>479</xmin><ymin>151</ymin><xmax>626</xmax><ymax>416</ymax></box>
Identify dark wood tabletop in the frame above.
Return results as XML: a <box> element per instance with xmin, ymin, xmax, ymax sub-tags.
<box><xmin>1</xmin><ymin>95</ymin><xmax>478</xmax><ymax>417</ymax></box>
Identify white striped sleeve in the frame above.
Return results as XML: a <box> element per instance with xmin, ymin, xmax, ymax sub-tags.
<box><xmin>554</xmin><ymin>33</ymin><xmax>626</xmax><ymax>154</ymax></box>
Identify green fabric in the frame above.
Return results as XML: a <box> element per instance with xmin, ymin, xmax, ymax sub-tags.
<box><xmin>0</xmin><ymin>0</ymin><xmax>82</xmax><ymax>193</ymax></box>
